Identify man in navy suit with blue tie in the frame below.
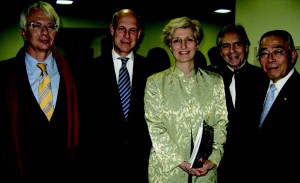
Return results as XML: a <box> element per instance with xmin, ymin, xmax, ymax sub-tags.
<box><xmin>79</xmin><ymin>9</ymin><xmax>151</xmax><ymax>182</ymax></box>
<box><xmin>255</xmin><ymin>30</ymin><xmax>300</xmax><ymax>183</ymax></box>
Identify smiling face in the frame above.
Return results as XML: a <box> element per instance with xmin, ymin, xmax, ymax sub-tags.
<box><xmin>21</xmin><ymin>9</ymin><xmax>57</xmax><ymax>58</ymax></box>
<box><xmin>110</xmin><ymin>10</ymin><xmax>141</xmax><ymax>57</ymax></box>
<box><xmin>220</xmin><ymin>32</ymin><xmax>248</xmax><ymax>70</ymax></box>
<box><xmin>170</xmin><ymin>28</ymin><xmax>197</xmax><ymax>64</ymax></box>
<box><xmin>258</xmin><ymin>35</ymin><xmax>297</xmax><ymax>83</ymax></box>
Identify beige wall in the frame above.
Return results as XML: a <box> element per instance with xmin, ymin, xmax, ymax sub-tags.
<box><xmin>236</xmin><ymin>0</ymin><xmax>300</xmax><ymax>71</ymax></box>
<box><xmin>0</xmin><ymin>16</ymin><xmax>221</xmax><ymax>67</ymax></box>
<box><xmin>141</xmin><ymin>21</ymin><xmax>222</xmax><ymax>66</ymax></box>
<box><xmin>0</xmin><ymin>17</ymin><xmax>108</xmax><ymax>61</ymax></box>
<box><xmin>1</xmin><ymin>0</ymin><xmax>299</xmax><ymax>69</ymax></box>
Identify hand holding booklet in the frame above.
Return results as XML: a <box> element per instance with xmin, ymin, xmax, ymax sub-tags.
<box><xmin>188</xmin><ymin>120</ymin><xmax>214</xmax><ymax>168</ymax></box>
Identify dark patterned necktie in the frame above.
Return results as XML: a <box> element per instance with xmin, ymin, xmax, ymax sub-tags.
<box><xmin>118</xmin><ymin>57</ymin><xmax>131</xmax><ymax>120</ymax></box>
<box><xmin>37</xmin><ymin>63</ymin><xmax>54</xmax><ymax>121</ymax></box>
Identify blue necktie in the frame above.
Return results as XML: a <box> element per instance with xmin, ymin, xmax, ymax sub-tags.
<box><xmin>118</xmin><ymin>57</ymin><xmax>131</xmax><ymax>120</ymax></box>
<box><xmin>259</xmin><ymin>84</ymin><xmax>277</xmax><ymax>128</ymax></box>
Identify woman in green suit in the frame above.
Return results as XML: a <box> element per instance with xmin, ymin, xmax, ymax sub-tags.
<box><xmin>144</xmin><ymin>16</ymin><xmax>228</xmax><ymax>183</ymax></box>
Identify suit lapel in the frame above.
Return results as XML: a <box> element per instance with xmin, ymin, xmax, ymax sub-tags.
<box><xmin>261</xmin><ymin>71</ymin><xmax>299</xmax><ymax>128</ymax></box>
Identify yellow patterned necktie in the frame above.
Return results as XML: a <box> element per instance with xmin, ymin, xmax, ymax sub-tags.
<box><xmin>37</xmin><ymin>63</ymin><xmax>54</xmax><ymax>121</ymax></box>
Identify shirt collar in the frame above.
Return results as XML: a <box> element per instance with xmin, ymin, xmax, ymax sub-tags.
<box><xmin>271</xmin><ymin>68</ymin><xmax>294</xmax><ymax>91</ymax></box>
<box><xmin>226</xmin><ymin>59</ymin><xmax>247</xmax><ymax>73</ymax></box>
<box><xmin>25</xmin><ymin>52</ymin><xmax>54</xmax><ymax>70</ymax></box>
<box><xmin>112</xmin><ymin>49</ymin><xmax>134</xmax><ymax>61</ymax></box>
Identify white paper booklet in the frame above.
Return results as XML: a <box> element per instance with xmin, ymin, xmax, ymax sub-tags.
<box><xmin>188</xmin><ymin>119</ymin><xmax>204</xmax><ymax>168</ymax></box>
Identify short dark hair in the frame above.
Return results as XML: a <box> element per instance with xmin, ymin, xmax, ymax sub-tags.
<box><xmin>216</xmin><ymin>24</ymin><xmax>250</xmax><ymax>49</ymax></box>
<box><xmin>259</xmin><ymin>30</ymin><xmax>295</xmax><ymax>50</ymax></box>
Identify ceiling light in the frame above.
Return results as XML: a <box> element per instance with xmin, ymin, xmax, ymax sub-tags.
<box><xmin>214</xmin><ymin>9</ymin><xmax>231</xmax><ymax>14</ymax></box>
<box><xmin>56</xmin><ymin>0</ymin><xmax>73</xmax><ymax>5</ymax></box>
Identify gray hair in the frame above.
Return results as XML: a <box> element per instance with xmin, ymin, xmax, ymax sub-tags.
<box><xmin>19</xmin><ymin>1</ymin><xmax>60</xmax><ymax>32</ymax></box>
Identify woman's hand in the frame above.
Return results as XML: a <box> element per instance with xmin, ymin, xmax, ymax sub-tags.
<box><xmin>179</xmin><ymin>159</ymin><xmax>216</xmax><ymax>177</ymax></box>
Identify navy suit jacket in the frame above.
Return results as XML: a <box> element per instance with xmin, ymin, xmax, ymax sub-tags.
<box><xmin>79</xmin><ymin>50</ymin><xmax>151</xmax><ymax>182</ymax></box>
<box><xmin>254</xmin><ymin>70</ymin><xmax>300</xmax><ymax>183</ymax></box>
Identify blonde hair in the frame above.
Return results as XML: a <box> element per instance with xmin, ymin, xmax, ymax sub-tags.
<box><xmin>162</xmin><ymin>16</ymin><xmax>203</xmax><ymax>47</ymax></box>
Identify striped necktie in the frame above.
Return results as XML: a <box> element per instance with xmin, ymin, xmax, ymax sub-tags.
<box><xmin>37</xmin><ymin>63</ymin><xmax>54</xmax><ymax>121</ymax></box>
<box><xmin>118</xmin><ymin>57</ymin><xmax>131</xmax><ymax>120</ymax></box>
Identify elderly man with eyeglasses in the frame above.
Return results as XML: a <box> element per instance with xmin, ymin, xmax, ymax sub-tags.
<box><xmin>253</xmin><ymin>30</ymin><xmax>300</xmax><ymax>183</ymax></box>
<box><xmin>0</xmin><ymin>1</ymin><xmax>81</xmax><ymax>178</ymax></box>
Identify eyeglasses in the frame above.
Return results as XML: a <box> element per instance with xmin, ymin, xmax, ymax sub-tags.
<box><xmin>259</xmin><ymin>49</ymin><xmax>288</xmax><ymax>59</ymax></box>
<box><xmin>26</xmin><ymin>22</ymin><xmax>58</xmax><ymax>32</ymax></box>
<box><xmin>171</xmin><ymin>37</ymin><xmax>196</xmax><ymax>46</ymax></box>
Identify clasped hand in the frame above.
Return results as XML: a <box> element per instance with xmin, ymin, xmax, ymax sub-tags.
<box><xmin>179</xmin><ymin>159</ymin><xmax>216</xmax><ymax>177</ymax></box>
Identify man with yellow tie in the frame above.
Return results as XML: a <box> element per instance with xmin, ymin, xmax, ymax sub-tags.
<box><xmin>37</xmin><ymin>63</ymin><xmax>54</xmax><ymax>121</ymax></box>
<box><xmin>0</xmin><ymin>1</ymin><xmax>80</xmax><ymax>178</ymax></box>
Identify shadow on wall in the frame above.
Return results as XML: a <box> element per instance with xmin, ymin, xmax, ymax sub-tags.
<box><xmin>55</xmin><ymin>28</ymin><xmax>107</xmax><ymax>63</ymax></box>
<box><xmin>195</xmin><ymin>50</ymin><xmax>207</xmax><ymax>69</ymax></box>
<box><xmin>146</xmin><ymin>47</ymin><xmax>171</xmax><ymax>76</ymax></box>
<box><xmin>206</xmin><ymin>46</ymin><xmax>224</xmax><ymax>70</ymax></box>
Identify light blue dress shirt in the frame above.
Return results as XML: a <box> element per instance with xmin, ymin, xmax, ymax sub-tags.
<box><xmin>25</xmin><ymin>52</ymin><xmax>60</xmax><ymax>107</ymax></box>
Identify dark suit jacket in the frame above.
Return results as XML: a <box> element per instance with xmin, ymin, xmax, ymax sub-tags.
<box><xmin>0</xmin><ymin>48</ymin><xmax>80</xmax><ymax>179</ymax></box>
<box><xmin>79</xmin><ymin>51</ymin><xmax>151</xmax><ymax>182</ymax></box>
<box><xmin>253</xmin><ymin>70</ymin><xmax>300</xmax><ymax>183</ymax></box>
<box><xmin>208</xmin><ymin>61</ymin><xmax>269</xmax><ymax>183</ymax></box>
